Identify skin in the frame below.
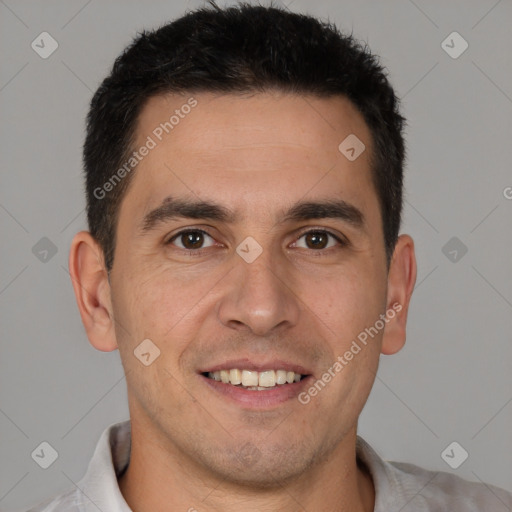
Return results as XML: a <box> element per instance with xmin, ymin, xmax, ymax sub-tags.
<box><xmin>69</xmin><ymin>91</ymin><xmax>416</xmax><ymax>512</ymax></box>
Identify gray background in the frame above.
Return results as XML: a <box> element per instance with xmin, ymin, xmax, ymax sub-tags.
<box><xmin>1</xmin><ymin>0</ymin><xmax>511</xmax><ymax>510</ymax></box>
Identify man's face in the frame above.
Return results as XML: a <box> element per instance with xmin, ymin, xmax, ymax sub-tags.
<box><xmin>110</xmin><ymin>91</ymin><xmax>389</xmax><ymax>484</ymax></box>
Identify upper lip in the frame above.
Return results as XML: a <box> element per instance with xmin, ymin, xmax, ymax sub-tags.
<box><xmin>199</xmin><ymin>358</ymin><xmax>312</xmax><ymax>375</ymax></box>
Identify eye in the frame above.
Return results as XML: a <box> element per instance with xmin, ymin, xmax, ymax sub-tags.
<box><xmin>166</xmin><ymin>229</ymin><xmax>217</xmax><ymax>250</ymax></box>
<box><xmin>165</xmin><ymin>227</ymin><xmax>346</xmax><ymax>254</ymax></box>
<box><xmin>292</xmin><ymin>229</ymin><xmax>344</xmax><ymax>250</ymax></box>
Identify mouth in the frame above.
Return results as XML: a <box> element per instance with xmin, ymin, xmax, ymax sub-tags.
<box><xmin>201</xmin><ymin>368</ymin><xmax>308</xmax><ymax>390</ymax></box>
<box><xmin>198</xmin><ymin>361</ymin><xmax>313</xmax><ymax>408</ymax></box>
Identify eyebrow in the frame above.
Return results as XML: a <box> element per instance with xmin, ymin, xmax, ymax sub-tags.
<box><xmin>138</xmin><ymin>195</ymin><xmax>365</xmax><ymax>234</ymax></box>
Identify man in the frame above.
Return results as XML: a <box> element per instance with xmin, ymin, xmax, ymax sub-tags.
<box><xmin>30</xmin><ymin>2</ymin><xmax>512</xmax><ymax>511</ymax></box>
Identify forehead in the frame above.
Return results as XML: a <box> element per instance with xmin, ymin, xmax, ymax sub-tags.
<box><xmin>121</xmin><ymin>91</ymin><xmax>377</xmax><ymax>225</ymax></box>
<box><xmin>137</xmin><ymin>91</ymin><xmax>371</xmax><ymax>158</ymax></box>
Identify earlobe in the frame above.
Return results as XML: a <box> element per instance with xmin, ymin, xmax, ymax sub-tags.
<box><xmin>381</xmin><ymin>234</ymin><xmax>417</xmax><ymax>355</ymax></box>
<box><xmin>68</xmin><ymin>231</ymin><xmax>118</xmax><ymax>352</ymax></box>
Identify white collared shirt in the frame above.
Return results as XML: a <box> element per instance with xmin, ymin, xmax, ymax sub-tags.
<box><xmin>28</xmin><ymin>420</ymin><xmax>512</xmax><ymax>511</ymax></box>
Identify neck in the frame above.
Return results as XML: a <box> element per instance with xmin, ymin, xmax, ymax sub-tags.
<box><xmin>118</xmin><ymin>416</ymin><xmax>375</xmax><ymax>512</ymax></box>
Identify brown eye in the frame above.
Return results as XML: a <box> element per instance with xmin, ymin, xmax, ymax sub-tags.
<box><xmin>167</xmin><ymin>230</ymin><xmax>216</xmax><ymax>250</ymax></box>
<box><xmin>304</xmin><ymin>231</ymin><xmax>329</xmax><ymax>249</ymax></box>
<box><xmin>293</xmin><ymin>230</ymin><xmax>343</xmax><ymax>251</ymax></box>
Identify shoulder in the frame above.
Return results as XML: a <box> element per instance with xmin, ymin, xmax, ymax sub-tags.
<box><xmin>356</xmin><ymin>437</ymin><xmax>512</xmax><ymax>511</ymax></box>
<box><xmin>389</xmin><ymin>460</ymin><xmax>512</xmax><ymax>511</ymax></box>
<box><xmin>26</xmin><ymin>420</ymin><xmax>131</xmax><ymax>512</ymax></box>
<box><xmin>26</xmin><ymin>488</ymin><xmax>83</xmax><ymax>511</ymax></box>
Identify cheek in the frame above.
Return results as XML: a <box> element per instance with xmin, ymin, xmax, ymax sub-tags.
<box><xmin>300</xmin><ymin>263</ymin><xmax>386</xmax><ymax>343</ymax></box>
<box><xmin>113</xmin><ymin>263</ymin><xmax>213</xmax><ymax>357</ymax></box>
<box><xmin>306</xmin><ymin>271</ymin><xmax>384</xmax><ymax>406</ymax></box>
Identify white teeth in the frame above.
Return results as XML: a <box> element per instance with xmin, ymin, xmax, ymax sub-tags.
<box><xmin>258</xmin><ymin>370</ymin><xmax>276</xmax><ymax>387</ymax></box>
<box><xmin>229</xmin><ymin>369</ymin><xmax>242</xmax><ymax>385</ymax></box>
<box><xmin>276</xmin><ymin>370</ymin><xmax>287</xmax><ymax>385</ymax></box>
<box><xmin>241</xmin><ymin>370</ymin><xmax>259</xmax><ymax>387</ymax></box>
<box><xmin>207</xmin><ymin>368</ymin><xmax>305</xmax><ymax>388</ymax></box>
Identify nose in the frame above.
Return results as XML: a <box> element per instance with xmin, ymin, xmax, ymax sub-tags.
<box><xmin>216</xmin><ymin>248</ymin><xmax>301</xmax><ymax>337</ymax></box>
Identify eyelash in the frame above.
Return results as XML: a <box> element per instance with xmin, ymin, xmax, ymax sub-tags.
<box><xmin>165</xmin><ymin>227</ymin><xmax>347</xmax><ymax>256</ymax></box>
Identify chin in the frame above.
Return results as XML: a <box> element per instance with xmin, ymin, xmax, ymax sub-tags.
<box><xmin>206</xmin><ymin>443</ymin><xmax>317</xmax><ymax>489</ymax></box>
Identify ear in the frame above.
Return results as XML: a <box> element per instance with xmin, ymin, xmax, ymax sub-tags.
<box><xmin>68</xmin><ymin>231</ymin><xmax>118</xmax><ymax>352</ymax></box>
<box><xmin>381</xmin><ymin>234</ymin><xmax>417</xmax><ymax>355</ymax></box>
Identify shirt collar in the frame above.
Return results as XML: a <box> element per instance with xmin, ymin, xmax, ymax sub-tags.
<box><xmin>77</xmin><ymin>420</ymin><xmax>132</xmax><ymax>512</ymax></box>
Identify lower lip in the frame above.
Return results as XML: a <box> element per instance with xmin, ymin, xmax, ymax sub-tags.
<box><xmin>200</xmin><ymin>374</ymin><xmax>312</xmax><ymax>408</ymax></box>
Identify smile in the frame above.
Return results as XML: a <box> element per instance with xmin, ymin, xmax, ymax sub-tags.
<box><xmin>203</xmin><ymin>369</ymin><xmax>305</xmax><ymax>390</ymax></box>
